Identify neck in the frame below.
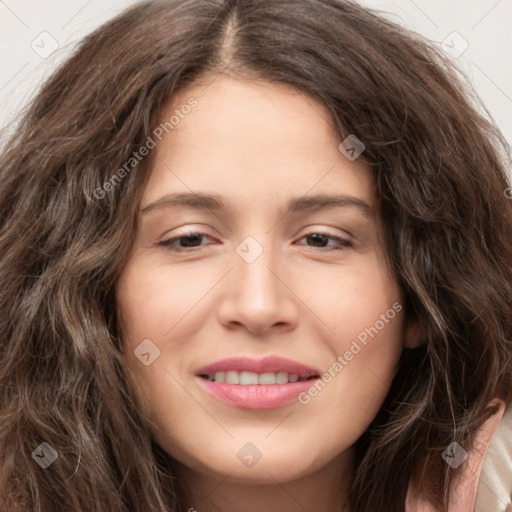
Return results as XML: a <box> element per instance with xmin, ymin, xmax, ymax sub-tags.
<box><xmin>177</xmin><ymin>448</ymin><xmax>353</xmax><ymax>512</ymax></box>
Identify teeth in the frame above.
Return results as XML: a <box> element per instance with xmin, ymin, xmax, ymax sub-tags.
<box><xmin>276</xmin><ymin>371</ymin><xmax>288</xmax><ymax>384</ymax></box>
<box><xmin>258</xmin><ymin>372</ymin><xmax>276</xmax><ymax>385</ymax></box>
<box><xmin>225</xmin><ymin>371</ymin><xmax>239</xmax><ymax>384</ymax></box>
<box><xmin>205</xmin><ymin>371</ymin><xmax>307</xmax><ymax>384</ymax></box>
<box><xmin>240</xmin><ymin>371</ymin><xmax>259</xmax><ymax>385</ymax></box>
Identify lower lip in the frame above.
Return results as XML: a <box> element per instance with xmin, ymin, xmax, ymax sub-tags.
<box><xmin>195</xmin><ymin>376</ymin><xmax>318</xmax><ymax>409</ymax></box>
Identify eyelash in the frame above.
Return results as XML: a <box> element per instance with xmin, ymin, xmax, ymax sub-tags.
<box><xmin>158</xmin><ymin>231</ymin><xmax>353</xmax><ymax>252</ymax></box>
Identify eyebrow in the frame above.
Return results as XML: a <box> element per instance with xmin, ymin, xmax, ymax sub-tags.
<box><xmin>140</xmin><ymin>192</ymin><xmax>372</xmax><ymax>217</ymax></box>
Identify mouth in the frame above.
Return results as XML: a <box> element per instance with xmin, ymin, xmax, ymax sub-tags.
<box><xmin>194</xmin><ymin>356</ymin><xmax>321</xmax><ymax>409</ymax></box>
<box><xmin>198</xmin><ymin>371</ymin><xmax>319</xmax><ymax>384</ymax></box>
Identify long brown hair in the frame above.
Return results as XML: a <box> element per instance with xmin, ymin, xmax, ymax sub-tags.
<box><xmin>1</xmin><ymin>1</ymin><xmax>511</xmax><ymax>510</ymax></box>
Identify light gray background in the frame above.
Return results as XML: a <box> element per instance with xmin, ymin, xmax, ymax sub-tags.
<box><xmin>1</xmin><ymin>0</ymin><xmax>511</xmax><ymax>146</ymax></box>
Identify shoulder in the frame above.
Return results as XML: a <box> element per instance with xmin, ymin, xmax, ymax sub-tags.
<box><xmin>475</xmin><ymin>402</ymin><xmax>512</xmax><ymax>511</ymax></box>
<box><xmin>406</xmin><ymin>398</ymin><xmax>512</xmax><ymax>512</ymax></box>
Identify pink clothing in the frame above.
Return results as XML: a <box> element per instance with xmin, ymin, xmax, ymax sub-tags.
<box><xmin>406</xmin><ymin>398</ymin><xmax>512</xmax><ymax>512</ymax></box>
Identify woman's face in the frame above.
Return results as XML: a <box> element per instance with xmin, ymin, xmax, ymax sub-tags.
<box><xmin>116</xmin><ymin>76</ymin><xmax>416</xmax><ymax>487</ymax></box>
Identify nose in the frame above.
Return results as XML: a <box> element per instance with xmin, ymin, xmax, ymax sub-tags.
<box><xmin>216</xmin><ymin>237</ymin><xmax>299</xmax><ymax>335</ymax></box>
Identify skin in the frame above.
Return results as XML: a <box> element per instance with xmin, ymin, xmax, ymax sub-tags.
<box><xmin>116</xmin><ymin>75</ymin><xmax>421</xmax><ymax>512</ymax></box>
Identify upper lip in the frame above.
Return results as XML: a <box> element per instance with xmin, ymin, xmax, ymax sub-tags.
<box><xmin>195</xmin><ymin>356</ymin><xmax>321</xmax><ymax>379</ymax></box>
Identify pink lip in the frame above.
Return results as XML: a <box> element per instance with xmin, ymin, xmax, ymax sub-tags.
<box><xmin>196</xmin><ymin>378</ymin><xmax>318</xmax><ymax>409</ymax></box>
<box><xmin>195</xmin><ymin>356</ymin><xmax>320</xmax><ymax>410</ymax></box>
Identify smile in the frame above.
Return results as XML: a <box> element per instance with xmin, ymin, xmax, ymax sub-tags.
<box><xmin>195</xmin><ymin>356</ymin><xmax>320</xmax><ymax>409</ymax></box>
<box><xmin>200</xmin><ymin>370</ymin><xmax>315</xmax><ymax>384</ymax></box>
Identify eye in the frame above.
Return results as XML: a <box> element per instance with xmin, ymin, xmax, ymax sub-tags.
<box><xmin>158</xmin><ymin>230</ymin><xmax>353</xmax><ymax>252</ymax></box>
<box><xmin>295</xmin><ymin>231</ymin><xmax>352</xmax><ymax>250</ymax></box>
<box><xmin>158</xmin><ymin>231</ymin><xmax>216</xmax><ymax>251</ymax></box>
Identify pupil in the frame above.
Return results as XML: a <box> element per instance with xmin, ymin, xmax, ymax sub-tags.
<box><xmin>307</xmin><ymin>233</ymin><xmax>328</xmax><ymax>246</ymax></box>
<box><xmin>181</xmin><ymin>234</ymin><xmax>202</xmax><ymax>247</ymax></box>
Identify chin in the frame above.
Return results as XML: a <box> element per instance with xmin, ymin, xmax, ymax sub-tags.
<box><xmin>196</xmin><ymin>446</ymin><xmax>326</xmax><ymax>484</ymax></box>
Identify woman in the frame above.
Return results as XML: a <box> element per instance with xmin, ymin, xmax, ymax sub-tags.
<box><xmin>0</xmin><ymin>0</ymin><xmax>511</xmax><ymax>511</ymax></box>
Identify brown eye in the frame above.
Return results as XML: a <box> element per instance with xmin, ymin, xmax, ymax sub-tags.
<box><xmin>159</xmin><ymin>232</ymin><xmax>215</xmax><ymax>251</ymax></box>
<box><xmin>296</xmin><ymin>232</ymin><xmax>352</xmax><ymax>249</ymax></box>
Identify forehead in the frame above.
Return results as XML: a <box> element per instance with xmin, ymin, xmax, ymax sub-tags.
<box><xmin>143</xmin><ymin>76</ymin><xmax>376</xmax><ymax>211</ymax></box>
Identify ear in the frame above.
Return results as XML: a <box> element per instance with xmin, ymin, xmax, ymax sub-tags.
<box><xmin>404</xmin><ymin>315</ymin><xmax>426</xmax><ymax>348</ymax></box>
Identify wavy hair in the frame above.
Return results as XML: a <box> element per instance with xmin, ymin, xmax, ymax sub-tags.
<box><xmin>1</xmin><ymin>0</ymin><xmax>511</xmax><ymax>511</ymax></box>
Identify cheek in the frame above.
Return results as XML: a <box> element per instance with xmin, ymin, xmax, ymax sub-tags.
<box><xmin>293</xmin><ymin>259</ymin><xmax>404</xmax><ymax>434</ymax></box>
<box><xmin>115</xmin><ymin>260</ymin><xmax>217</xmax><ymax>416</ymax></box>
<box><xmin>292</xmin><ymin>321</ymin><xmax>404</xmax><ymax>456</ymax></box>
<box><xmin>116</xmin><ymin>259</ymin><xmax>210</xmax><ymax>346</ymax></box>
<box><xmin>297</xmin><ymin>251</ymin><xmax>403</xmax><ymax>350</ymax></box>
